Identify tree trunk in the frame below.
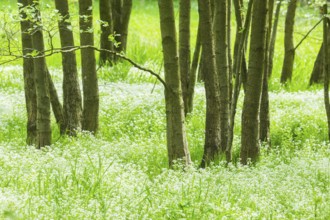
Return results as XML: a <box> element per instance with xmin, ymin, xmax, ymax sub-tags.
<box><xmin>30</xmin><ymin>0</ymin><xmax>51</xmax><ymax>148</ymax></box>
<box><xmin>259</xmin><ymin>0</ymin><xmax>275</xmax><ymax>145</ymax></box>
<box><xmin>280</xmin><ymin>0</ymin><xmax>297</xmax><ymax>83</ymax></box>
<box><xmin>112</xmin><ymin>0</ymin><xmax>132</xmax><ymax>55</ymax></box>
<box><xmin>214</xmin><ymin>0</ymin><xmax>230</xmax><ymax>154</ymax></box>
<box><xmin>268</xmin><ymin>0</ymin><xmax>282</xmax><ymax>77</ymax></box>
<box><xmin>310</xmin><ymin>44</ymin><xmax>324</xmax><ymax>85</ymax></box>
<box><xmin>79</xmin><ymin>0</ymin><xmax>99</xmax><ymax>133</ymax></box>
<box><xmin>187</xmin><ymin>22</ymin><xmax>201</xmax><ymax>114</ymax></box>
<box><xmin>179</xmin><ymin>0</ymin><xmax>191</xmax><ymax>116</ymax></box>
<box><xmin>323</xmin><ymin>5</ymin><xmax>330</xmax><ymax>141</ymax></box>
<box><xmin>227</xmin><ymin>0</ymin><xmax>253</xmax><ymax>162</ymax></box>
<box><xmin>18</xmin><ymin>0</ymin><xmax>37</xmax><ymax>145</ymax></box>
<box><xmin>120</xmin><ymin>0</ymin><xmax>133</xmax><ymax>52</ymax></box>
<box><xmin>241</xmin><ymin>0</ymin><xmax>268</xmax><ymax>165</ymax></box>
<box><xmin>99</xmin><ymin>0</ymin><xmax>114</xmax><ymax>66</ymax></box>
<box><xmin>158</xmin><ymin>0</ymin><xmax>191</xmax><ymax>167</ymax></box>
<box><xmin>198</xmin><ymin>0</ymin><xmax>222</xmax><ymax>167</ymax></box>
<box><xmin>55</xmin><ymin>0</ymin><xmax>82</xmax><ymax>136</ymax></box>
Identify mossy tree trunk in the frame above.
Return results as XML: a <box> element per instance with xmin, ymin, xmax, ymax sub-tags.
<box><xmin>79</xmin><ymin>0</ymin><xmax>99</xmax><ymax>133</ymax></box>
<box><xmin>198</xmin><ymin>0</ymin><xmax>222</xmax><ymax>167</ymax></box>
<box><xmin>158</xmin><ymin>0</ymin><xmax>191</xmax><ymax>167</ymax></box>
<box><xmin>280</xmin><ymin>0</ymin><xmax>297</xmax><ymax>83</ymax></box>
<box><xmin>55</xmin><ymin>0</ymin><xmax>82</xmax><ymax>136</ymax></box>
<box><xmin>241</xmin><ymin>0</ymin><xmax>268</xmax><ymax>165</ymax></box>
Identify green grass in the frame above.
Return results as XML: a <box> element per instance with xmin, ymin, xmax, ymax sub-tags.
<box><xmin>0</xmin><ymin>1</ymin><xmax>330</xmax><ymax>219</ymax></box>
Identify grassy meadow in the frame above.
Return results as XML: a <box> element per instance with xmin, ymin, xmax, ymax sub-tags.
<box><xmin>0</xmin><ymin>0</ymin><xmax>330</xmax><ymax>219</ymax></box>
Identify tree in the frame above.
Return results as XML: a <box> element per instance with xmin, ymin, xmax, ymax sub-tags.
<box><xmin>198</xmin><ymin>0</ymin><xmax>222</xmax><ymax>167</ymax></box>
<box><xmin>55</xmin><ymin>0</ymin><xmax>82</xmax><ymax>136</ymax></box>
<box><xmin>179</xmin><ymin>0</ymin><xmax>191</xmax><ymax>115</ymax></box>
<box><xmin>79</xmin><ymin>0</ymin><xmax>99</xmax><ymax>133</ymax></box>
<box><xmin>322</xmin><ymin>4</ymin><xmax>330</xmax><ymax>141</ymax></box>
<box><xmin>241</xmin><ymin>0</ymin><xmax>268</xmax><ymax>164</ymax></box>
<box><xmin>158</xmin><ymin>0</ymin><xmax>191</xmax><ymax>167</ymax></box>
<box><xmin>112</xmin><ymin>0</ymin><xmax>133</xmax><ymax>55</ymax></box>
<box><xmin>268</xmin><ymin>0</ymin><xmax>283</xmax><ymax>77</ymax></box>
<box><xmin>281</xmin><ymin>0</ymin><xmax>298</xmax><ymax>83</ymax></box>
<box><xmin>227</xmin><ymin>0</ymin><xmax>253</xmax><ymax>162</ymax></box>
<box><xmin>260</xmin><ymin>0</ymin><xmax>275</xmax><ymax>145</ymax></box>
<box><xmin>29</xmin><ymin>0</ymin><xmax>52</xmax><ymax>148</ymax></box>
<box><xmin>18</xmin><ymin>0</ymin><xmax>37</xmax><ymax>145</ymax></box>
<box><xmin>99</xmin><ymin>0</ymin><xmax>113</xmax><ymax>66</ymax></box>
<box><xmin>310</xmin><ymin>44</ymin><xmax>324</xmax><ymax>85</ymax></box>
<box><xmin>214</xmin><ymin>0</ymin><xmax>230</xmax><ymax>154</ymax></box>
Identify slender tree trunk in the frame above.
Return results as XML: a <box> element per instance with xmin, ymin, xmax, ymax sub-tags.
<box><xmin>323</xmin><ymin>5</ymin><xmax>330</xmax><ymax>141</ymax></box>
<box><xmin>112</xmin><ymin>0</ymin><xmax>132</xmax><ymax>54</ymax></box>
<box><xmin>120</xmin><ymin>0</ymin><xmax>132</xmax><ymax>52</ymax></box>
<box><xmin>47</xmin><ymin>69</ymin><xmax>65</xmax><ymax>134</ymax></box>
<box><xmin>227</xmin><ymin>0</ymin><xmax>253</xmax><ymax>162</ymax></box>
<box><xmin>268</xmin><ymin>0</ymin><xmax>282</xmax><ymax>77</ymax></box>
<box><xmin>55</xmin><ymin>0</ymin><xmax>82</xmax><ymax>136</ymax></box>
<box><xmin>198</xmin><ymin>0</ymin><xmax>221</xmax><ymax>167</ymax></box>
<box><xmin>259</xmin><ymin>0</ymin><xmax>275</xmax><ymax>145</ymax></box>
<box><xmin>18</xmin><ymin>0</ymin><xmax>37</xmax><ymax>145</ymax></box>
<box><xmin>187</xmin><ymin>22</ymin><xmax>201</xmax><ymax>113</ymax></box>
<box><xmin>79</xmin><ymin>0</ymin><xmax>99</xmax><ymax>133</ymax></box>
<box><xmin>310</xmin><ymin>44</ymin><xmax>324</xmax><ymax>85</ymax></box>
<box><xmin>280</xmin><ymin>0</ymin><xmax>297</xmax><ymax>83</ymax></box>
<box><xmin>227</xmin><ymin>0</ymin><xmax>233</xmax><ymax>101</ymax></box>
<box><xmin>158</xmin><ymin>0</ymin><xmax>191</xmax><ymax>167</ymax></box>
<box><xmin>30</xmin><ymin>0</ymin><xmax>51</xmax><ymax>148</ymax></box>
<box><xmin>179</xmin><ymin>0</ymin><xmax>191</xmax><ymax>115</ymax></box>
<box><xmin>99</xmin><ymin>0</ymin><xmax>114</xmax><ymax>66</ymax></box>
<box><xmin>214</xmin><ymin>0</ymin><xmax>230</xmax><ymax>153</ymax></box>
<box><xmin>241</xmin><ymin>0</ymin><xmax>268</xmax><ymax>165</ymax></box>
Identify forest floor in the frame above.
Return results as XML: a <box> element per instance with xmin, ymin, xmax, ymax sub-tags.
<box><xmin>0</xmin><ymin>66</ymin><xmax>330</xmax><ymax>219</ymax></box>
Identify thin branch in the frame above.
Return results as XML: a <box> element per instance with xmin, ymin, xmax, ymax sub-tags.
<box><xmin>0</xmin><ymin>45</ymin><xmax>168</xmax><ymax>89</ymax></box>
<box><xmin>294</xmin><ymin>17</ymin><xmax>323</xmax><ymax>51</ymax></box>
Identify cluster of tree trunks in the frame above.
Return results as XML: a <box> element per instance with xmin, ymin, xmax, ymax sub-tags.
<box><xmin>16</xmin><ymin>0</ymin><xmax>330</xmax><ymax>168</ymax></box>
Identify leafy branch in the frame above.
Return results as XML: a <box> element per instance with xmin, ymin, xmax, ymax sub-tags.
<box><xmin>0</xmin><ymin>45</ymin><xmax>167</xmax><ymax>89</ymax></box>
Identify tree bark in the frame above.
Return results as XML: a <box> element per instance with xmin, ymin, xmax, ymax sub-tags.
<box><xmin>280</xmin><ymin>0</ymin><xmax>297</xmax><ymax>83</ymax></box>
<box><xmin>323</xmin><ymin>5</ymin><xmax>330</xmax><ymax>141</ymax></box>
<box><xmin>158</xmin><ymin>0</ymin><xmax>191</xmax><ymax>167</ymax></box>
<box><xmin>79</xmin><ymin>0</ymin><xmax>99</xmax><ymax>133</ymax></box>
<box><xmin>214</xmin><ymin>0</ymin><xmax>230</xmax><ymax>154</ymax></box>
<box><xmin>187</xmin><ymin>22</ymin><xmax>201</xmax><ymax>114</ymax></box>
<box><xmin>179</xmin><ymin>0</ymin><xmax>191</xmax><ymax>115</ymax></box>
<box><xmin>310</xmin><ymin>44</ymin><xmax>324</xmax><ymax>85</ymax></box>
<box><xmin>55</xmin><ymin>0</ymin><xmax>82</xmax><ymax>136</ymax></box>
<box><xmin>241</xmin><ymin>0</ymin><xmax>268</xmax><ymax>165</ymax></box>
<box><xmin>268</xmin><ymin>0</ymin><xmax>282</xmax><ymax>77</ymax></box>
<box><xmin>112</xmin><ymin>0</ymin><xmax>132</xmax><ymax>55</ymax></box>
<box><xmin>30</xmin><ymin>0</ymin><xmax>52</xmax><ymax>148</ymax></box>
<box><xmin>227</xmin><ymin>0</ymin><xmax>253</xmax><ymax>162</ymax></box>
<box><xmin>198</xmin><ymin>0</ymin><xmax>222</xmax><ymax>167</ymax></box>
<box><xmin>18</xmin><ymin>0</ymin><xmax>37</xmax><ymax>145</ymax></box>
<box><xmin>99</xmin><ymin>0</ymin><xmax>114</xmax><ymax>66</ymax></box>
<box><xmin>259</xmin><ymin>0</ymin><xmax>275</xmax><ymax>145</ymax></box>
